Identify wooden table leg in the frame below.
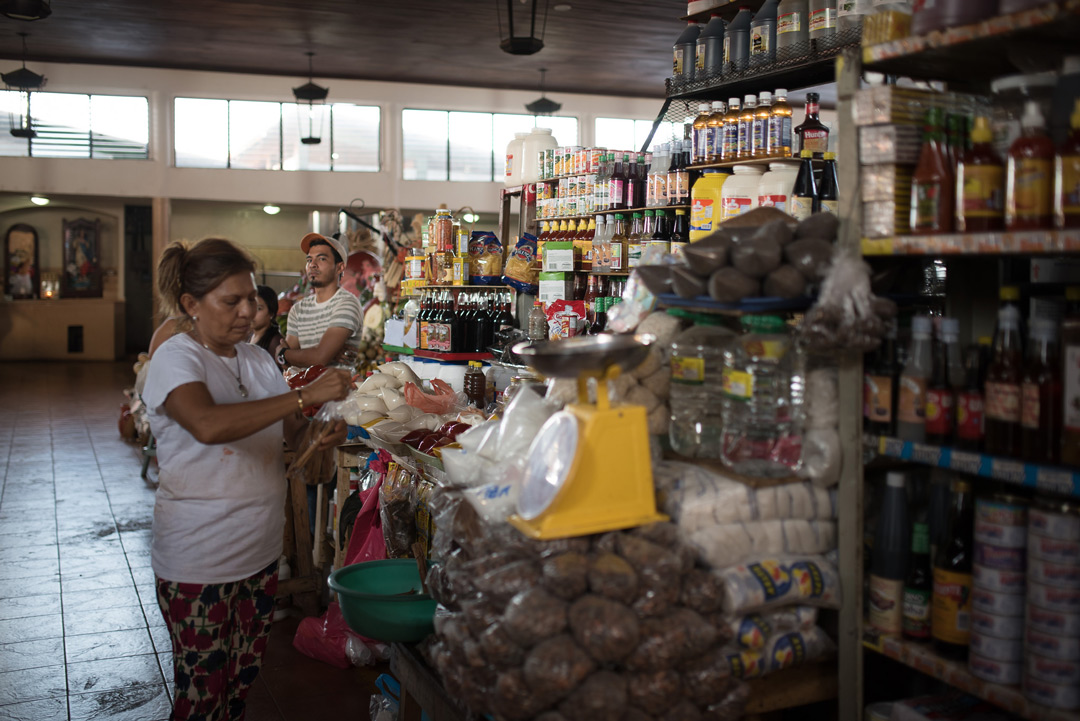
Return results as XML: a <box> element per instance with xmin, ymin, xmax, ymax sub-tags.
<box><xmin>288</xmin><ymin>475</ymin><xmax>319</xmax><ymax>616</ymax></box>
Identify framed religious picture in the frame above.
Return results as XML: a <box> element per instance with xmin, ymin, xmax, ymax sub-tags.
<box><xmin>4</xmin><ymin>223</ymin><xmax>40</xmax><ymax>299</ymax></box>
<box><xmin>61</xmin><ymin>217</ymin><xmax>103</xmax><ymax>298</ymax></box>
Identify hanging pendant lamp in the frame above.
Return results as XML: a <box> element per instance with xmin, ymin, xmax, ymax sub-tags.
<box><xmin>291</xmin><ymin>52</ymin><xmax>329</xmax><ymax>145</ymax></box>
<box><xmin>0</xmin><ymin>0</ymin><xmax>50</xmax><ymax>21</ymax></box>
<box><xmin>496</xmin><ymin>0</ymin><xmax>550</xmax><ymax>55</ymax></box>
<box><xmin>2</xmin><ymin>33</ymin><xmax>46</xmax><ymax>139</ymax></box>
<box><xmin>525</xmin><ymin>68</ymin><xmax>561</xmax><ymax>115</ymax></box>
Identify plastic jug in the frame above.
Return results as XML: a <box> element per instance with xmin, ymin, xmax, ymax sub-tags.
<box><xmin>669</xmin><ymin>322</ymin><xmax>735</xmax><ymax>458</ymax></box>
<box><xmin>776</xmin><ymin>0</ymin><xmax>809</xmax><ymax>56</ymax></box>
<box><xmin>809</xmin><ymin>0</ymin><xmax>837</xmax><ymax>45</ymax></box>
<box><xmin>690</xmin><ymin>170</ymin><xmax>731</xmax><ymax>241</ymax></box>
<box><xmin>505</xmin><ymin>132</ymin><xmax>528</xmax><ymax>186</ymax></box>
<box><xmin>723</xmin><ymin>7</ymin><xmax>754</xmax><ymax>72</ymax></box>
<box><xmin>697</xmin><ymin>13</ymin><xmax>726</xmax><ymax>78</ymax></box>
<box><xmin>838</xmin><ymin>0</ymin><xmax>869</xmax><ymax>32</ymax></box>
<box><xmin>521</xmin><ymin>128</ymin><xmax>557</xmax><ymax>185</ymax></box>
<box><xmin>750</xmin><ymin>0</ymin><xmax>779</xmax><ymax>68</ymax></box>
<box><xmin>673</xmin><ymin>21</ymin><xmax>701</xmax><ymax>82</ymax></box>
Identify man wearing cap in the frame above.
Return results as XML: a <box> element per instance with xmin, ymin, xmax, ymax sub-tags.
<box><xmin>276</xmin><ymin>232</ymin><xmax>362</xmax><ymax>371</ymax></box>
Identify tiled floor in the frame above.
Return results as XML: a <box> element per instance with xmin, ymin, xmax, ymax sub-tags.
<box><xmin>0</xmin><ymin>361</ymin><xmax>384</xmax><ymax>721</ymax></box>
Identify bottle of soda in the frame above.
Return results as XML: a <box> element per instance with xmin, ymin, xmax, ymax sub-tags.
<box><xmin>931</xmin><ymin>477</ymin><xmax>974</xmax><ymax>660</ymax></box>
<box><xmin>902</xmin><ymin>521</ymin><xmax>933</xmax><ymax>641</ymax></box>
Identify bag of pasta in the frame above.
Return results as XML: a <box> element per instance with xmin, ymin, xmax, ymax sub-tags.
<box><xmin>469</xmin><ymin>231</ymin><xmax>503</xmax><ymax>284</ymax></box>
<box><xmin>286</xmin><ymin>401</ymin><xmax>342</xmax><ymax>486</ymax></box>
<box><xmin>501</xmin><ymin>233</ymin><xmax>539</xmax><ymax>294</ymax></box>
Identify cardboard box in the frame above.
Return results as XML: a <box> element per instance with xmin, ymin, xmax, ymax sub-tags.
<box><xmin>543</xmin><ymin>241</ymin><xmax>577</xmax><ymax>272</ymax></box>
<box><xmin>539</xmin><ymin>271</ymin><xmax>574</xmax><ymax>305</ymax></box>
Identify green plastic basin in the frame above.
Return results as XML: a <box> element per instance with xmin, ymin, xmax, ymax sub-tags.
<box><xmin>328</xmin><ymin>559</ymin><xmax>437</xmax><ymax>643</ymax></box>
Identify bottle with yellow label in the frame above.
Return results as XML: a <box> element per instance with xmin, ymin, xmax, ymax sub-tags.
<box><xmin>956</xmin><ymin>116</ymin><xmax>1004</xmax><ymax>232</ymax></box>
<box><xmin>1055</xmin><ymin>98</ymin><xmax>1080</xmax><ymax>229</ymax></box>
<box><xmin>1006</xmin><ymin>101</ymin><xmax>1054</xmax><ymax>231</ymax></box>
<box><xmin>931</xmin><ymin>477</ymin><xmax>973</xmax><ymax>660</ymax></box>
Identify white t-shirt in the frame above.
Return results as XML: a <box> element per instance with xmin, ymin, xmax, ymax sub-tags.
<box><xmin>286</xmin><ymin>287</ymin><xmax>362</xmax><ymax>369</ymax></box>
<box><xmin>143</xmin><ymin>333</ymin><xmax>290</xmax><ymax>584</ymax></box>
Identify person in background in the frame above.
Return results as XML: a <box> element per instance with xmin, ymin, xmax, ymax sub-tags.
<box><xmin>251</xmin><ymin>284</ymin><xmax>284</xmax><ymax>365</ymax></box>
<box><xmin>143</xmin><ymin>237</ymin><xmax>351</xmax><ymax>721</ymax></box>
<box><xmin>148</xmin><ymin>315</ymin><xmax>181</xmax><ymax>358</ymax></box>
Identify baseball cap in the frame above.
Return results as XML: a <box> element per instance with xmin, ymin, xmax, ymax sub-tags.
<box><xmin>300</xmin><ymin>232</ymin><xmax>349</xmax><ymax>265</ymax></box>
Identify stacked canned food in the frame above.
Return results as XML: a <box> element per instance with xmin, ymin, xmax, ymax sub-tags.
<box><xmin>1022</xmin><ymin>501</ymin><xmax>1080</xmax><ymax>710</ymax></box>
<box><xmin>538</xmin><ymin>146</ymin><xmax>603</xmax><ymax>182</ymax></box>
<box><xmin>537</xmin><ymin>174</ymin><xmax>597</xmax><ymax>219</ymax></box>
<box><xmin>968</xmin><ymin>495</ymin><xmax>1028</xmax><ymax>686</ymax></box>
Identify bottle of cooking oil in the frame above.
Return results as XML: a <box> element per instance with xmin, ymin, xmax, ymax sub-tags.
<box><xmin>754</xmin><ymin>92</ymin><xmax>773</xmax><ymax>158</ymax></box>
<box><xmin>767</xmin><ymin>88</ymin><xmax>794</xmax><ymax>158</ymax></box>
<box><xmin>692</xmin><ymin>104</ymin><xmax>712</xmax><ymax>166</ymax></box>
<box><xmin>738</xmin><ymin>94</ymin><xmax>757</xmax><ymax>160</ymax></box>
<box><xmin>723</xmin><ymin>97</ymin><xmax>742</xmax><ymax>162</ymax></box>
<box><xmin>706</xmin><ymin>100</ymin><xmax>726</xmax><ymax>163</ymax></box>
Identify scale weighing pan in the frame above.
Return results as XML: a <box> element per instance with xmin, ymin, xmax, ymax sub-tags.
<box><xmin>508</xmin><ymin>334</ymin><xmax>666</xmax><ymax>540</ymax></box>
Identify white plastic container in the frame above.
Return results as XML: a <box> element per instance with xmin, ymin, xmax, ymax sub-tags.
<box><xmin>757</xmin><ymin>161</ymin><xmax>800</xmax><ymax>213</ymax></box>
<box><xmin>521</xmin><ymin>127</ymin><xmax>558</xmax><ymax>185</ymax></box>
<box><xmin>504</xmin><ymin>132</ymin><xmax>529</xmax><ymax>186</ymax></box>
<box><xmin>720</xmin><ymin>164</ymin><xmax>766</xmax><ymax>222</ymax></box>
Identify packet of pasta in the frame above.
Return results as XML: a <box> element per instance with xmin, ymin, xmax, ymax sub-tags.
<box><xmin>501</xmin><ymin>233</ymin><xmax>539</xmax><ymax>294</ymax></box>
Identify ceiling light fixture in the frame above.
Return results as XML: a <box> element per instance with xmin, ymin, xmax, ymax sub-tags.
<box><xmin>30</xmin><ymin>195</ymin><xmax>49</xmax><ymax>205</ymax></box>
<box><xmin>553</xmin><ymin>3</ymin><xmax>572</xmax><ymax>10</ymax></box>
<box><xmin>262</xmin><ymin>204</ymin><xmax>281</xmax><ymax>215</ymax></box>
<box><xmin>291</xmin><ymin>52</ymin><xmax>329</xmax><ymax>145</ymax></box>
<box><xmin>0</xmin><ymin>0</ymin><xmax>51</xmax><ymax>21</ymax></box>
<box><xmin>525</xmin><ymin>68</ymin><xmax>562</xmax><ymax>115</ymax></box>
<box><xmin>2</xmin><ymin>32</ymin><xmax>46</xmax><ymax>139</ymax></box>
<box><xmin>496</xmin><ymin>0</ymin><xmax>550</xmax><ymax>55</ymax></box>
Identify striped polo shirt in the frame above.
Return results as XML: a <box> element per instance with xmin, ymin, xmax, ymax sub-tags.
<box><xmin>285</xmin><ymin>288</ymin><xmax>362</xmax><ymax>369</ymax></box>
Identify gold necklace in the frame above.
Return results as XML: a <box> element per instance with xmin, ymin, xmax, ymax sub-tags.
<box><xmin>192</xmin><ymin>332</ymin><xmax>248</xmax><ymax>398</ymax></box>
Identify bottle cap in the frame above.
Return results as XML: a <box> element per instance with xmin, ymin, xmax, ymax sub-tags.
<box><xmin>970</xmin><ymin>116</ymin><xmax>993</xmax><ymax>144</ymax></box>
<box><xmin>1030</xmin><ymin>317</ymin><xmax>1057</xmax><ymax>341</ymax></box>
<box><xmin>1000</xmin><ymin>285</ymin><xmax>1020</xmax><ymax>301</ymax></box>
<box><xmin>886</xmin><ymin>471</ymin><xmax>906</xmax><ymax>488</ymax></box>
<box><xmin>728</xmin><ymin>97</ymin><xmax>740</xmax><ymax>106</ymax></box>
<box><xmin>775</xmin><ymin>88</ymin><xmax>787</xmax><ymax>96</ymax></box>
<box><xmin>744</xmin><ymin>94</ymin><xmax>756</xmax><ymax>105</ymax></box>
<box><xmin>800</xmin><ymin>149</ymin><xmax>813</xmax><ymax>158</ymax></box>
<box><xmin>712</xmin><ymin>100</ymin><xmax>726</xmax><ymax>110</ymax></box>
<box><xmin>911</xmin><ymin>316</ymin><xmax>932</xmax><ymax>337</ymax></box>
<box><xmin>1020</xmin><ymin>100</ymin><xmax>1045</xmax><ymax>129</ymax></box>
<box><xmin>759</xmin><ymin>91</ymin><xmax>772</xmax><ymax>103</ymax></box>
<box><xmin>676</xmin><ymin>209</ymin><xmax>687</xmax><ymax>215</ymax></box>
<box><xmin>824</xmin><ymin>152</ymin><xmax>837</xmax><ymax>160</ymax></box>
<box><xmin>644</xmin><ymin>209</ymin><xmax>654</xmax><ymax>216</ymax></box>
<box><xmin>998</xmin><ymin>304</ymin><xmax>1021</xmax><ymax>328</ymax></box>
<box><xmin>699</xmin><ymin>103</ymin><xmax>711</xmax><ymax>113</ymax></box>
<box><xmin>978</xmin><ymin>335</ymin><xmax>992</xmax><ymax>346</ymax></box>
<box><xmin>633</xmin><ymin>212</ymin><xmax>642</xmax><ymax>218</ymax></box>
<box><xmin>941</xmin><ymin>317</ymin><xmax>959</xmax><ymax>339</ymax></box>
<box><xmin>740</xmin><ymin>314</ymin><xmax>786</xmax><ymax>333</ymax></box>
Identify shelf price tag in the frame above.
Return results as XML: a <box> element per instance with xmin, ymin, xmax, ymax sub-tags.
<box><xmin>990</xmin><ymin>458</ymin><xmax>1025</xmax><ymax>485</ymax></box>
<box><xmin>910</xmin><ymin>443</ymin><xmax>943</xmax><ymax>466</ymax></box>
<box><xmin>1034</xmin><ymin>468</ymin><xmax>1076</xmax><ymax>496</ymax></box>
<box><xmin>881</xmin><ymin>436</ymin><xmax>906</xmax><ymax>458</ymax></box>
<box><xmin>949</xmin><ymin>451</ymin><xmax>982</xmax><ymax>476</ymax></box>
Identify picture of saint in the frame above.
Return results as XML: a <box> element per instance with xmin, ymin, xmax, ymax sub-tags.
<box><xmin>4</xmin><ymin>224</ymin><xmax>39</xmax><ymax>299</ymax></box>
<box><xmin>61</xmin><ymin>218</ymin><xmax>103</xmax><ymax>298</ymax></box>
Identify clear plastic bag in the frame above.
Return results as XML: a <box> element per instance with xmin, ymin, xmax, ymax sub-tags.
<box><xmin>378</xmin><ymin>465</ymin><xmax>416</xmax><ymax>558</ymax></box>
<box><xmin>286</xmin><ymin>400</ymin><xmax>343</xmax><ymax>486</ymax></box>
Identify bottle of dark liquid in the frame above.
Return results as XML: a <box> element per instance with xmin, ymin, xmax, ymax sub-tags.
<box><xmin>954</xmin><ymin>345</ymin><xmax>985</xmax><ymax>452</ymax></box>
<box><xmin>790</xmin><ymin>149</ymin><xmax>818</xmax><ymax>220</ymax></box>
<box><xmin>1062</xmin><ymin>287</ymin><xmax>1080</xmax><ymax>466</ymax></box>
<box><xmin>818</xmin><ymin>151</ymin><xmax>839</xmax><ymax>214</ymax></box>
<box><xmin>671</xmin><ymin>209</ymin><xmax>690</xmax><ymax>245</ymax></box>
<box><xmin>451</xmin><ymin>291</ymin><xmax>466</xmax><ymax>353</ymax></box>
<box><xmin>440</xmin><ymin>290</ymin><xmax>455</xmax><ymax>352</ymax></box>
<box><xmin>869</xmin><ymin>471</ymin><xmax>911</xmax><ymax>636</ymax></box>
<box><xmin>475</xmin><ymin>294</ymin><xmax>495</xmax><ymax>353</ymax></box>
<box><xmin>463</xmin><ymin>292</ymin><xmax>478</xmax><ymax>354</ymax></box>
<box><xmin>584</xmin><ymin>274</ymin><xmax>599</xmax><ymax>328</ymax></box>
<box><xmin>926</xmin><ymin>318</ymin><xmax>962</xmax><ymax>446</ymax></box>
<box><xmin>592</xmin><ymin>297</ymin><xmax>608</xmax><ymax>335</ymax></box>
<box><xmin>1020</xmin><ymin>318</ymin><xmax>1062</xmax><ymax>464</ymax></box>
<box><xmin>794</xmin><ymin>91</ymin><xmax>829</xmax><ymax>157</ymax></box>
<box><xmin>463</xmin><ymin>361</ymin><xmax>486</xmax><ymax>408</ymax></box>
<box><xmin>865</xmin><ymin>320</ymin><xmax>899</xmax><ymax>437</ymax></box>
<box><xmin>497</xmin><ymin>291</ymin><xmax>515</xmax><ymax>333</ymax></box>
<box><xmin>652</xmin><ymin>209</ymin><xmax>671</xmax><ymax>241</ymax></box>
<box><xmin>931</xmin><ymin>477</ymin><xmax>973</xmax><ymax>660</ymax></box>
<box><xmin>610</xmin><ymin>152</ymin><xmax>628</xmax><ymax>211</ymax></box>
<box><xmin>902</xmin><ymin>521</ymin><xmax>933</xmax><ymax>641</ymax></box>
<box><xmin>984</xmin><ymin>304</ymin><xmax>1023</xmax><ymax>457</ymax></box>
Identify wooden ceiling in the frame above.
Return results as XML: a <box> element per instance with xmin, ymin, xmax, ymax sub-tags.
<box><xmin>0</xmin><ymin>0</ymin><xmax>688</xmax><ymax>98</ymax></box>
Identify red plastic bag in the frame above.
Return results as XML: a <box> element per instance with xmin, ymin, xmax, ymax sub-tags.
<box><xmin>292</xmin><ymin>602</ymin><xmax>364</xmax><ymax>669</ymax></box>
<box><xmin>344</xmin><ymin>475</ymin><xmax>388</xmax><ymax>566</ymax></box>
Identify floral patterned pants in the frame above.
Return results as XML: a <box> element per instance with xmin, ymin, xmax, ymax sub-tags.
<box><xmin>156</xmin><ymin>560</ymin><xmax>279</xmax><ymax>721</ymax></box>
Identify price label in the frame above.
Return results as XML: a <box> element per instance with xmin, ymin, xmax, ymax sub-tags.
<box><xmin>1034</xmin><ymin>468</ymin><xmax>1075</xmax><ymax>496</ymax></box>
<box><xmin>911</xmin><ymin>444</ymin><xmax>943</xmax><ymax>466</ymax></box>
<box><xmin>990</xmin><ymin>459</ymin><xmax>1025</xmax><ymax>484</ymax></box>
<box><xmin>950</xmin><ymin>451</ymin><xmax>982</xmax><ymax>476</ymax></box>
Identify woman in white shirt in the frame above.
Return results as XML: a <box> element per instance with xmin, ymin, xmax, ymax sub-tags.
<box><xmin>143</xmin><ymin>237</ymin><xmax>350</xmax><ymax>721</ymax></box>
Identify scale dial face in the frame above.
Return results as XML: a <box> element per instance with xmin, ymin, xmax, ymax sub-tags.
<box><xmin>517</xmin><ymin>411</ymin><xmax>580</xmax><ymax>521</ymax></box>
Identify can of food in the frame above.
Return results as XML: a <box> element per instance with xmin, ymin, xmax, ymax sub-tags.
<box><xmin>1027</xmin><ymin>604</ymin><xmax>1080</xmax><ymax>637</ymax></box>
<box><xmin>1028</xmin><ymin>534</ymin><xmax>1080</xmax><ymax>565</ymax></box>
<box><xmin>977</xmin><ymin>495</ymin><xmax>1028</xmax><ymax>527</ymax></box>
<box><xmin>1030</xmin><ymin>501</ymin><xmax>1080</xmax><ymax>542</ymax></box>
<box><xmin>970</xmin><ymin>630</ymin><xmax>1023</xmax><ymax>661</ymax></box>
<box><xmin>972</xmin><ymin>586</ymin><xmax>1027</xmax><ymax>617</ymax></box>
<box><xmin>544</xmin><ymin>148</ymin><xmax>556</xmax><ymax>180</ymax></box>
<box><xmin>971</xmin><ymin>609</ymin><xmax>1025</xmax><ymax>639</ymax></box>
<box><xmin>1028</xmin><ymin>581</ymin><xmax>1080</xmax><ymax>614</ymax></box>
<box><xmin>968</xmin><ymin>652</ymin><xmax>1022</xmax><ymax>685</ymax></box>
<box><xmin>973</xmin><ymin>564</ymin><xmax>1026</xmax><ymax>594</ymax></box>
<box><xmin>1023</xmin><ymin>674</ymin><xmax>1080</xmax><ymax>710</ymax></box>
<box><xmin>1025</xmin><ymin>627</ymin><xmax>1080</xmax><ymax>661</ymax></box>
<box><xmin>1029</xmin><ymin>556</ymin><xmax>1080</xmax><ymax>590</ymax></box>
<box><xmin>975</xmin><ymin>518</ymin><xmax>1028</xmax><ymax>548</ymax></box>
<box><xmin>974</xmin><ymin>542</ymin><xmax>1027</xmax><ymax>571</ymax></box>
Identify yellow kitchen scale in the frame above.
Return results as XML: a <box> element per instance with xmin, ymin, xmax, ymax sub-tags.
<box><xmin>508</xmin><ymin>335</ymin><xmax>667</xmax><ymax>539</ymax></box>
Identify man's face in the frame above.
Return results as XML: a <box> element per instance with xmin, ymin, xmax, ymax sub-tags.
<box><xmin>306</xmin><ymin>244</ymin><xmax>341</xmax><ymax>288</ymax></box>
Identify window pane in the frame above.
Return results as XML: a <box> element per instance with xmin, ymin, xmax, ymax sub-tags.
<box><xmin>402</xmin><ymin>109</ymin><xmax>448</xmax><ymax>181</ymax></box>
<box><xmin>0</xmin><ymin>91</ymin><xmax>30</xmax><ymax>157</ymax></box>
<box><xmin>282</xmin><ymin>102</ymin><xmax>330</xmax><ymax>171</ymax></box>
<box><xmin>90</xmin><ymin>95</ymin><xmax>149</xmax><ymax>159</ymax></box>
<box><xmin>230</xmin><ymin>101</ymin><xmax>281</xmax><ymax>170</ymax></box>
<box><xmin>642</xmin><ymin>119</ymin><xmax>681</xmax><ymax>150</ymax></box>
<box><xmin>493</xmin><ymin>113</ymin><xmax>536</xmax><ymax>178</ymax></box>
<box><xmin>175</xmin><ymin>98</ymin><xmax>228</xmax><ymax>168</ymax></box>
<box><xmin>594</xmin><ymin>118</ymin><xmax>636</xmax><ymax>152</ymax></box>
<box><xmin>536</xmin><ymin>116</ymin><xmax>578</xmax><ymax>146</ymax></box>
<box><xmin>32</xmin><ymin>92</ymin><xmax>90</xmax><ymax>158</ymax></box>
<box><xmin>449</xmin><ymin>111</ymin><xmax>493</xmax><ymax>182</ymax></box>
<box><xmin>331</xmin><ymin>104</ymin><xmax>379</xmax><ymax>172</ymax></box>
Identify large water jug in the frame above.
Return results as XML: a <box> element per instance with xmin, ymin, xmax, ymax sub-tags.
<box><xmin>521</xmin><ymin>128</ymin><xmax>557</xmax><ymax>185</ymax></box>
<box><xmin>720</xmin><ymin>315</ymin><xmax>806</xmax><ymax>477</ymax></box>
<box><xmin>505</xmin><ymin>132</ymin><xmax>529</xmax><ymax>186</ymax></box>
<box><xmin>669</xmin><ymin>322</ymin><xmax>735</xmax><ymax>458</ymax></box>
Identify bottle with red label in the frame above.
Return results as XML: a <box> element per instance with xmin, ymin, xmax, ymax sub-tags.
<box><xmin>954</xmin><ymin>344</ymin><xmax>985</xmax><ymax>452</ymax></box>
<box><xmin>984</xmin><ymin>303</ymin><xmax>1024</xmax><ymax>458</ymax></box>
<box><xmin>865</xmin><ymin>319</ymin><xmax>899</xmax><ymax>437</ymax></box>
<box><xmin>898</xmin><ymin>316</ymin><xmax>934</xmax><ymax>443</ymax></box>
<box><xmin>926</xmin><ymin>318</ymin><xmax>963</xmax><ymax>446</ymax></box>
<box><xmin>911</xmin><ymin>107</ymin><xmax>954</xmax><ymax>234</ymax></box>
<box><xmin>1021</xmin><ymin>318</ymin><xmax>1062</xmax><ymax>464</ymax></box>
<box><xmin>932</xmin><ymin>477</ymin><xmax>974</xmax><ymax>661</ymax></box>
<box><xmin>1005</xmin><ymin>100</ymin><xmax>1054</xmax><ymax>231</ymax></box>
<box><xmin>794</xmin><ymin>91</ymin><xmax>829</xmax><ymax>157</ymax></box>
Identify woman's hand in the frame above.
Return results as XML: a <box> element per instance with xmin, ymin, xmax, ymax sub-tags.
<box><xmin>302</xmin><ymin>367</ymin><xmax>353</xmax><ymax>405</ymax></box>
<box><xmin>316</xmin><ymin>418</ymin><xmax>349</xmax><ymax>450</ymax></box>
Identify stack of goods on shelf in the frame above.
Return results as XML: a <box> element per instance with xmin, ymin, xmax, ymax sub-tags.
<box><xmin>413</xmin><ymin>287</ymin><xmax>515</xmax><ymax>354</ymax></box>
<box><xmin>1022</xmin><ymin>501</ymin><xmax>1080</xmax><ymax>710</ymax></box>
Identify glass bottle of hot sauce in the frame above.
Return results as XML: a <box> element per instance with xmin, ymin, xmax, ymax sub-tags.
<box><xmin>956</xmin><ymin>116</ymin><xmax>1004</xmax><ymax>232</ymax></box>
<box><xmin>984</xmin><ymin>303</ymin><xmax>1024</xmax><ymax>458</ymax></box>
<box><xmin>911</xmin><ymin>107</ymin><xmax>954</xmax><ymax>234</ymax></box>
<box><xmin>1006</xmin><ymin>100</ymin><xmax>1054</xmax><ymax>231</ymax></box>
<box><xmin>1055</xmin><ymin>98</ymin><xmax>1080</xmax><ymax>229</ymax></box>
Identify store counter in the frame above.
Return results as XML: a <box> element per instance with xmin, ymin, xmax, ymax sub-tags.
<box><xmin>390</xmin><ymin>642</ymin><xmax>470</xmax><ymax>721</ymax></box>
